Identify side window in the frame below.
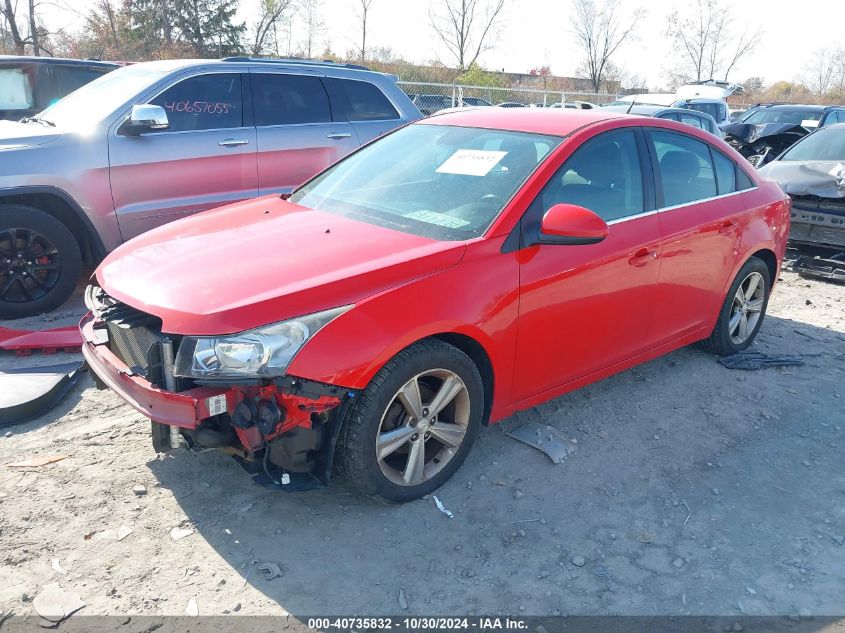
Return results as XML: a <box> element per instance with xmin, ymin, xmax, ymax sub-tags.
<box><xmin>658</xmin><ymin>112</ymin><xmax>680</xmax><ymax>122</ymax></box>
<box><xmin>650</xmin><ymin>130</ymin><xmax>717</xmax><ymax>206</ymax></box>
<box><xmin>737</xmin><ymin>167</ymin><xmax>755</xmax><ymax>190</ymax></box>
<box><xmin>151</xmin><ymin>73</ymin><xmax>243</xmax><ymax>132</ymax></box>
<box><xmin>327</xmin><ymin>78</ymin><xmax>400</xmax><ymax>121</ymax></box>
<box><xmin>252</xmin><ymin>73</ymin><xmax>331</xmax><ymax>126</ymax></box>
<box><xmin>537</xmin><ymin>130</ymin><xmax>644</xmax><ymax>222</ymax></box>
<box><xmin>680</xmin><ymin>113</ymin><xmax>704</xmax><ymax>129</ymax></box>
<box><xmin>712</xmin><ymin>150</ymin><xmax>736</xmax><ymax>194</ymax></box>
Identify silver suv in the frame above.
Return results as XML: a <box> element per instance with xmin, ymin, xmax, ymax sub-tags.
<box><xmin>0</xmin><ymin>57</ymin><xmax>421</xmax><ymax>319</ymax></box>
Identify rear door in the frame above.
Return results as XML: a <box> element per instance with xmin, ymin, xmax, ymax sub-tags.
<box><xmin>646</xmin><ymin>128</ymin><xmax>746</xmax><ymax>342</ymax></box>
<box><xmin>324</xmin><ymin>77</ymin><xmax>404</xmax><ymax>144</ymax></box>
<box><xmin>108</xmin><ymin>70</ymin><xmax>258</xmax><ymax>240</ymax></box>
<box><xmin>252</xmin><ymin>70</ymin><xmax>358</xmax><ymax>196</ymax></box>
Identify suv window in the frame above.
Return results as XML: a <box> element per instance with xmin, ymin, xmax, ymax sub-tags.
<box><xmin>151</xmin><ymin>73</ymin><xmax>243</xmax><ymax>132</ymax></box>
<box><xmin>649</xmin><ymin>130</ymin><xmax>717</xmax><ymax>206</ymax></box>
<box><xmin>327</xmin><ymin>78</ymin><xmax>399</xmax><ymax>121</ymax></box>
<box><xmin>46</xmin><ymin>66</ymin><xmax>109</xmax><ymax>106</ymax></box>
<box><xmin>253</xmin><ymin>73</ymin><xmax>331</xmax><ymax>126</ymax></box>
<box><xmin>679</xmin><ymin>113</ymin><xmax>704</xmax><ymax>129</ymax></box>
<box><xmin>537</xmin><ymin>130</ymin><xmax>645</xmax><ymax>222</ymax></box>
<box><xmin>0</xmin><ymin>68</ymin><xmax>34</xmax><ymax>110</ymax></box>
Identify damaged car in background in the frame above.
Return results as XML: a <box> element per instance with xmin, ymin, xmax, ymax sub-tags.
<box><xmin>723</xmin><ymin>104</ymin><xmax>845</xmax><ymax>167</ymax></box>
<box><xmin>758</xmin><ymin>123</ymin><xmax>845</xmax><ymax>281</ymax></box>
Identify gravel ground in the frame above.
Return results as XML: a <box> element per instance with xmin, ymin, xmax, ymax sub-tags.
<box><xmin>0</xmin><ymin>269</ymin><xmax>844</xmax><ymax>619</ymax></box>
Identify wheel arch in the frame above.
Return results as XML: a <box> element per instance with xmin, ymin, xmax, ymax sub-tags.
<box><xmin>0</xmin><ymin>186</ymin><xmax>106</xmax><ymax>263</ymax></box>
<box><xmin>749</xmin><ymin>247</ymin><xmax>778</xmax><ymax>285</ymax></box>
<box><xmin>429</xmin><ymin>332</ymin><xmax>495</xmax><ymax>426</ymax></box>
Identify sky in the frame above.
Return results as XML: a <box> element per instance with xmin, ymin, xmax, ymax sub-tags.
<box><xmin>39</xmin><ymin>0</ymin><xmax>840</xmax><ymax>92</ymax></box>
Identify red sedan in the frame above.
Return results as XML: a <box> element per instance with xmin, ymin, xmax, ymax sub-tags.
<box><xmin>81</xmin><ymin>109</ymin><xmax>790</xmax><ymax>501</ymax></box>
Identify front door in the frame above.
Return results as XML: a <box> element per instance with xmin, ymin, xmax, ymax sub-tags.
<box><xmin>108</xmin><ymin>71</ymin><xmax>258</xmax><ymax>241</ymax></box>
<box><xmin>512</xmin><ymin>129</ymin><xmax>662</xmax><ymax>403</ymax></box>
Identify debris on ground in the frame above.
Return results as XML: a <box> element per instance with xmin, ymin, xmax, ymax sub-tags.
<box><xmin>32</xmin><ymin>583</ymin><xmax>85</xmax><ymax>623</ymax></box>
<box><xmin>0</xmin><ymin>361</ymin><xmax>85</xmax><ymax>427</ymax></box>
<box><xmin>257</xmin><ymin>562</ymin><xmax>283</xmax><ymax>581</ymax></box>
<box><xmin>793</xmin><ymin>252</ymin><xmax>845</xmax><ymax>284</ymax></box>
<box><xmin>6</xmin><ymin>454</ymin><xmax>68</xmax><ymax>468</ymax></box>
<box><xmin>398</xmin><ymin>589</ymin><xmax>408</xmax><ymax>610</ymax></box>
<box><xmin>185</xmin><ymin>597</ymin><xmax>198</xmax><ymax>616</ymax></box>
<box><xmin>132</xmin><ymin>485</ymin><xmax>147</xmax><ymax>496</ymax></box>
<box><xmin>117</xmin><ymin>526</ymin><xmax>133</xmax><ymax>541</ymax></box>
<box><xmin>51</xmin><ymin>559</ymin><xmax>67</xmax><ymax>575</ymax></box>
<box><xmin>432</xmin><ymin>495</ymin><xmax>454</xmax><ymax>519</ymax></box>
<box><xmin>718</xmin><ymin>352</ymin><xmax>806</xmax><ymax>370</ymax></box>
<box><xmin>508</xmin><ymin>422</ymin><xmax>576</xmax><ymax>464</ymax></box>
<box><xmin>571</xmin><ymin>555</ymin><xmax>586</xmax><ymax>567</ymax></box>
<box><xmin>169</xmin><ymin>526</ymin><xmax>195</xmax><ymax>541</ymax></box>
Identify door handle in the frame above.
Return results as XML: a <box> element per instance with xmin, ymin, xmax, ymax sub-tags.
<box><xmin>218</xmin><ymin>138</ymin><xmax>249</xmax><ymax>147</ymax></box>
<box><xmin>326</xmin><ymin>132</ymin><xmax>352</xmax><ymax>139</ymax></box>
<box><xmin>628</xmin><ymin>247</ymin><xmax>657</xmax><ymax>267</ymax></box>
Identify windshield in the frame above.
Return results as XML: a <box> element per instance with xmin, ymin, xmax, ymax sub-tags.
<box><xmin>290</xmin><ymin>124</ymin><xmax>561</xmax><ymax>240</ymax></box>
<box><xmin>780</xmin><ymin>127</ymin><xmax>845</xmax><ymax>162</ymax></box>
<box><xmin>36</xmin><ymin>64</ymin><xmax>171</xmax><ymax>128</ymax></box>
<box><xmin>742</xmin><ymin>108</ymin><xmax>822</xmax><ymax>126</ymax></box>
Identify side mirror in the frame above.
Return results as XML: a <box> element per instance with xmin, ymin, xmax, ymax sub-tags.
<box><xmin>120</xmin><ymin>104</ymin><xmax>169</xmax><ymax>136</ymax></box>
<box><xmin>537</xmin><ymin>203</ymin><xmax>608</xmax><ymax>245</ymax></box>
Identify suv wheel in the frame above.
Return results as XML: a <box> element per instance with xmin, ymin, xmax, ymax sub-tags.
<box><xmin>0</xmin><ymin>205</ymin><xmax>81</xmax><ymax>320</ymax></box>
<box><xmin>335</xmin><ymin>339</ymin><xmax>484</xmax><ymax>502</ymax></box>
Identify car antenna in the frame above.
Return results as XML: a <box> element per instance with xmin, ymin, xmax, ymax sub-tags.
<box><xmin>625</xmin><ymin>95</ymin><xmax>637</xmax><ymax>114</ymax></box>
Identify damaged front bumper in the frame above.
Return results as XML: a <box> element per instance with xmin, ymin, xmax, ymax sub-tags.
<box><xmin>81</xmin><ymin>312</ymin><xmax>354</xmax><ymax>489</ymax></box>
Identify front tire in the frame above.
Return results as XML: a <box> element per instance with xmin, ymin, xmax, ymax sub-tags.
<box><xmin>0</xmin><ymin>205</ymin><xmax>81</xmax><ymax>320</ymax></box>
<box><xmin>701</xmin><ymin>256</ymin><xmax>771</xmax><ymax>355</ymax></box>
<box><xmin>335</xmin><ymin>339</ymin><xmax>484</xmax><ymax>502</ymax></box>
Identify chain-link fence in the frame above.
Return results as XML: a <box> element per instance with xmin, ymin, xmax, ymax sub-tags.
<box><xmin>398</xmin><ymin>81</ymin><xmax>620</xmax><ymax>114</ymax></box>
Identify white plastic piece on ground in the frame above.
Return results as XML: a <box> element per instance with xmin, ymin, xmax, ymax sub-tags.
<box><xmin>185</xmin><ymin>597</ymin><xmax>199</xmax><ymax>616</ymax></box>
<box><xmin>51</xmin><ymin>559</ymin><xmax>67</xmax><ymax>575</ymax></box>
<box><xmin>508</xmin><ymin>422</ymin><xmax>576</xmax><ymax>464</ymax></box>
<box><xmin>281</xmin><ymin>473</ymin><xmax>291</xmax><ymax>485</ymax></box>
<box><xmin>432</xmin><ymin>495</ymin><xmax>454</xmax><ymax>519</ymax></box>
<box><xmin>170</xmin><ymin>526</ymin><xmax>195</xmax><ymax>541</ymax></box>
<box><xmin>117</xmin><ymin>525</ymin><xmax>133</xmax><ymax>541</ymax></box>
<box><xmin>33</xmin><ymin>583</ymin><xmax>85</xmax><ymax>622</ymax></box>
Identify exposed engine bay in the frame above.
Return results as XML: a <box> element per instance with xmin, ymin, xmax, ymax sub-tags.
<box><xmin>722</xmin><ymin>122</ymin><xmax>811</xmax><ymax>167</ymax></box>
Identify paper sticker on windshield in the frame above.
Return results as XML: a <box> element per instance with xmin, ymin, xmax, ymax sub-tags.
<box><xmin>436</xmin><ymin>149</ymin><xmax>507</xmax><ymax>177</ymax></box>
<box><xmin>405</xmin><ymin>210</ymin><xmax>470</xmax><ymax>229</ymax></box>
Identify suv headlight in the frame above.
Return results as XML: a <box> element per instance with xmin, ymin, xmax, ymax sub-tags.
<box><xmin>173</xmin><ymin>306</ymin><xmax>350</xmax><ymax>379</ymax></box>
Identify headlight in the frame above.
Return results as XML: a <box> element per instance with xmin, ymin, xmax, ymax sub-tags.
<box><xmin>173</xmin><ymin>306</ymin><xmax>350</xmax><ymax>379</ymax></box>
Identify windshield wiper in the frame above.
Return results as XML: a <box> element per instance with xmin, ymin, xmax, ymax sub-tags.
<box><xmin>20</xmin><ymin>116</ymin><xmax>56</xmax><ymax>127</ymax></box>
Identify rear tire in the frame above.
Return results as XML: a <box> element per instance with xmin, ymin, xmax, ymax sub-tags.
<box><xmin>335</xmin><ymin>339</ymin><xmax>484</xmax><ymax>503</ymax></box>
<box><xmin>0</xmin><ymin>205</ymin><xmax>81</xmax><ymax>320</ymax></box>
<box><xmin>701</xmin><ymin>256</ymin><xmax>771</xmax><ymax>355</ymax></box>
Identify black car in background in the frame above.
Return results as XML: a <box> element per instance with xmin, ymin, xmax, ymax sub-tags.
<box><xmin>0</xmin><ymin>56</ymin><xmax>120</xmax><ymax>121</ymax></box>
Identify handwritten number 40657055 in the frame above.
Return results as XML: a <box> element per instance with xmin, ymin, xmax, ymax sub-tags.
<box><xmin>163</xmin><ymin>101</ymin><xmax>232</xmax><ymax>114</ymax></box>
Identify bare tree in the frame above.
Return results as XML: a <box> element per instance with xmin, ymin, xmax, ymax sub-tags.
<box><xmin>27</xmin><ymin>0</ymin><xmax>38</xmax><ymax>55</ymax></box>
<box><xmin>2</xmin><ymin>0</ymin><xmax>28</xmax><ymax>54</ymax></box>
<box><xmin>354</xmin><ymin>0</ymin><xmax>374</xmax><ymax>62</ymax></box>
<box><xmin>429</xmin><ymin>0</ymin><xmax>506</xmax><ymax>71</ymax></box>
<box><xmin>300</xmin><ymin>0</ymin><xmax>324</xmax><ymax>58</ymax></box>
<box><xmin>804</xmin><ymin>47</ymin><xmax>839</xmax><ymax>96</ymax></box>
<box><xmin>665</xmin><ymin>0</ymin><xmax>762</xmax><ymax>85</ymax></box>
<box><xmin>571</xmin><ymin>0</ymin><xmax>644</xmax><ymax>93</ymax></box>
<box><xmin>251</xmin><ymin>0</ymin><xmax>294</xmax><ymax>56</ymax></box>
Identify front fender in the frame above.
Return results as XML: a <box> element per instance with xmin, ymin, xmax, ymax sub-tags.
<box><xmin>286</xmin><ymin>237</ymin><xmax>520</xmax><ymax>423</ymax></box>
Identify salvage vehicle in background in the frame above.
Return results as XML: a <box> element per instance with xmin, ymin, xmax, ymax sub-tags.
<box><xmin>723</xmin><ymin>104</ymin><xmax>845</xmax><ymax>166</ymax></box>
<box><xmin>81</xmin><ymin>108</ymin><xmax>789</xmax><ymax>502</ymax></box>
<box><xmin>758</xmin><ymin>123</ymin><xmax>845</xmax><ymax>264</ymax></box>
<box><xmin>0</xmin><ymin>57</ymin><xmax>420</xmax><ymax>319</ymax></box>
<box><xmin>603</xmin><ymin>104</ymin><xmax>721</xmax><ymax>137</ymax></box>
<box><xmin>0</xmin><ymin>56</ymin><xmax>119</xmax><ymax>121</ymax></box>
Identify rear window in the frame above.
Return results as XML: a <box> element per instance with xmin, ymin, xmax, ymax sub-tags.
<box><xmin>44</xmin><ymin>65</ymin><xmax>110</xmax><ymax>106</ymax></box>
<box><xmin>328</xmin><ymin>78</ymin><xmax>399</xmax><ymax>121</ymax></box>
<box><xmin>0</xmin><ymin>68</ymin><xmax>34</xmax><ymax>110</ymax></box>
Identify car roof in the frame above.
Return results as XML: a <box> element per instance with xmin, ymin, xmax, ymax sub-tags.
<box><xmin>755</xmin><ymin>104</ymin><xmax>832</xmax><ymax>112</ymax></box>
<box><xmin>420</xmin><ymin>108</ymin><xmax>631</xmax><ymax>136</ymax></box>
<box><xmin>0</xmin><ymin>55</ymin><xmax>120</xmax><ymax>68</ymax></box>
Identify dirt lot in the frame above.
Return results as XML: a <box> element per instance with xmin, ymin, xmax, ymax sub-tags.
<box><xmin>1</xmin><ymin>269</ymin><xmax>844</xmax><ymax>619</ymax></box>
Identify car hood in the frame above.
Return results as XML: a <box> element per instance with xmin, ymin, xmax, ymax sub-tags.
<box><xmin>721</xmin><ymin>122</ymin><xmax>809</xmax><ymax>146</ymax></box>
<box><xmin>758</xmin><ymin>160</ymin><xmax>845</xmax><ymax>199</ymax></box>
<box><xmin>97</xmin><ymin>196</ymin><xmax>468</xmax><ymax>335</ymax></box>
<box><xmin>0</xmin><ymin>119</ymin><xmax>62</xmax><ymax>150</ymax></box>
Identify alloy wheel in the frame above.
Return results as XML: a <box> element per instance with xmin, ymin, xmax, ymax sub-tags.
<box><xmin>376</xmin><ymin>369</ymin><xmax>471</xmax><ymax>487</ymax></box>
<box><xmin>729</xmin><ymin>271</ymin><xmax>765</xmax><ymax>345</ymax></box>
<box><xmin>0</xmin><ymin>227</ymin><xmax>62</xmax><ymax>303</ymax></box>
